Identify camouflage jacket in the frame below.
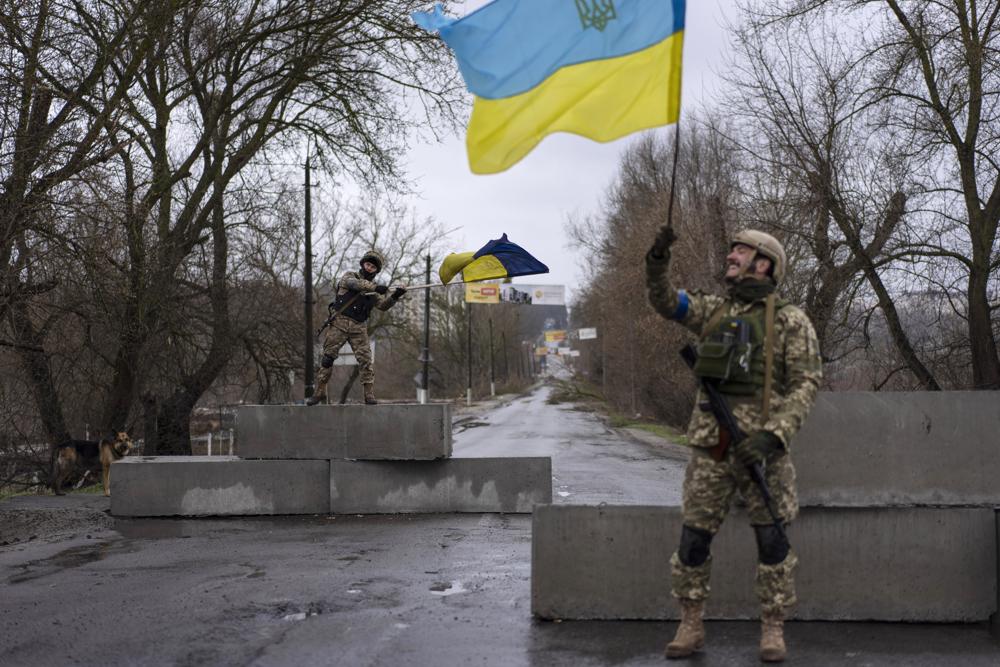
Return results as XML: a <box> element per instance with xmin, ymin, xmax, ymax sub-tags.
<box><xmin>336</xmin><ymin>271</ymin><xmax>397</xmax><ymax>310</ymax></box>
<box><xmin>646</xmin><ymin>254</ymin><xmax>822</xmax><ymax>451</ymax></box>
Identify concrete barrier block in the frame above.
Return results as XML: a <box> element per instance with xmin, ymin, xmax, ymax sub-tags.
<box><xmin>532</xmin><ymin>504</ymin><xmax>997</xmax><ymax>622</ymax></box>
<box><xmin>235</xmin><ymin>404</ymin><xmax>451</xmax><ymax>460</ymax></box>
<box><xmin>110</xmin><ymin>457</ymin><xmax>330</xmax><ymax>516</ymax></box>
<box><xmin>330</xmin><ymin>457</ymin><xmax>552</xmax><ymax>514</ymax></box>
<box><xmin>993</xmin><ymin>511</ymin><xmax>1000</xmax><ymax>639</ymax></box>
<box><xmin>795</xmin><ymin>391</ymin><xmax>1000</xmax><ymax>506</ymax></box>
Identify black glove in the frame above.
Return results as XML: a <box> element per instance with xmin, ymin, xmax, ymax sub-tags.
<box><xmin>391</xmin><ymin>286</ymin><xmax>407</xmax><ymax>300</ymax></box>
<box><xmin>735</xmin><ymin>431</ymin><xmax>782</xmax><ymax>468</ymax></box>
<box><xmin>647</xmin><ymin>224</ymin><xmax>678</xmax><ymax>261</ymax></box>
<box><xmin>374</xmin><ymin>284</ymin><xmax>389</xmax><ymax>295</ymax></box>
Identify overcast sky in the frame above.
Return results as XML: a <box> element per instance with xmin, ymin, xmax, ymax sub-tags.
<box><xmin>399</xmin><ymin>0</ymin><xmax>742</xmax><ymax>303</ymax></box>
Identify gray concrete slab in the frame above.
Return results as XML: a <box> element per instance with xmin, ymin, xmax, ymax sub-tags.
<box><xmin>235</xmin><ymin>404</ymin><xmax>451</xmax><ymax>460</ymax></box>
<box><xmin>330</xmin><ymin>457</ymin><xmax>552</xmax><ymax>514</ymax></box>
<box><xmin>4</xmin><ymin>510</ymin><xmax>998</xmax><ymax>666</ymax></box>
<box><xmin>110</xmin><ymin>456</ymin><xmax>330</xmax><ymax>516</ymax></box>
<box><xmin>993</xmin><ymin>510</ymin><xmax>1000</xmax><ymax>639</ymax></box>
<box><xmin>532</xmin><ymin>504</ymin><xmax>997</xmax><ymax>622</ymax></box>
<box><xmin>795</xmin><ymin>391</ymin><xmax>1000</xmax><ymax>506</ymax></box>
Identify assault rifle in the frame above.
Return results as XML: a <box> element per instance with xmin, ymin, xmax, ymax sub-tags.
<box><xmin>680</xmin><ymin>344</ymin><xmax>787</xmax><ymax>542</ymax></box>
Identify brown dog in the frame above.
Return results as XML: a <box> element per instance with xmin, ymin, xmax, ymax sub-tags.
<box><xmin>51</xmin><ymin>431</ymin><xmax>134</xmax><ymax>497</ymax></box>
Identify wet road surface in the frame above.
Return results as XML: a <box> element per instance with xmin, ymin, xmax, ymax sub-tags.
<box><xmin>453</xmin><ymin>385</ymin><xmax>687</xmax><ymax>505</ymax></box>
<box><xmin>1</xmin><ymin>384</ymin><xmax>998</xmax><ymax>666</ymax></box>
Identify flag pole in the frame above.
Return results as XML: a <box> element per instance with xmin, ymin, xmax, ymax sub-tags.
<box><xmin>665</xmin><ymin>18</ymin><xmax>685</xmax><ymax>230</ymax></box>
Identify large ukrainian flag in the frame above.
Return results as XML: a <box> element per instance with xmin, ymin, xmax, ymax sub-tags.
<box><xmin>413</xmin><ymin>0</ymin><xmax>685</xmax><ymax>174</ymax></box>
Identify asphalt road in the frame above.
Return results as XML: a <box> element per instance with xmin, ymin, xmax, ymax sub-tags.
<box><xmin>1</xmin><ymin>383</ymin><xmax>998</xmax><ymax>666</ymax></box>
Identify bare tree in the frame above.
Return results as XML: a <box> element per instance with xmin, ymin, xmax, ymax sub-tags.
<box><xmin>756</xmin><ymin>0</ymin><xmax>1000</xmax><ymax>387</ymax></box>
<box><xmin>725</xmin><ymin>5</ymin><xmax>941</xmax><ymax>388</ymax></box>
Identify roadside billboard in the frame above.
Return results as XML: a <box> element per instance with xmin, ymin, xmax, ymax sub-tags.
<box><xmin>544</xmin><ymin>330</ymin><xmax>567</xmax><ymax>343</ymax></box>
<box><xmin>465</xmin><ymin>282</ymin><xmax>501</xmax><ymax>303</ymax></box>
<box><xmin>500</xmin><ymin>284</ymin><xmax>565</xmax><ymax>306</ymax></box>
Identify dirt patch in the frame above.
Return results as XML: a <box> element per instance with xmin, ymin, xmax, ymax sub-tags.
<box><xmin>0</xmin><ymin>504</ymin><xmax>114</xmax><ymax>548</ymax></box>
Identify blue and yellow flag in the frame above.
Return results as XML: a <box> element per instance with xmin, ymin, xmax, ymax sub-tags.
<box><xmin>439</xmin><ymin>234</ymin><xmax>549</xmax><ymax>284</ymax></box>
<box><xmin>413</xmin><ymin>0</ymin><xmax>685</xmax><ymax>174</ymax></box>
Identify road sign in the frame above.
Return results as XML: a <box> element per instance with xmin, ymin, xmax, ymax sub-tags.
<box><xmin>544</xmin><ymin>330</ymin><xmax>567</xmax><ymax>343</ymax></box>
<box><xmin>578</xmin><ymin>327</ymin><xmax>598</xmax><ymax>340</ymax></box>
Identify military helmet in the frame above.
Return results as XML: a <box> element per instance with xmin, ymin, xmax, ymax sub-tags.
<box><xmin>731</xmin><ymin>229</ymin><xmax>786</xmax><ymax>284</ymax></box>
<box><xmin>360</xmin><ymin>249</ymin><xmax>385</xmax><ymax>273</ymax></box>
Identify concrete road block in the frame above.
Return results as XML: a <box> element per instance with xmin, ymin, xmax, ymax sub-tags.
<box><xmin>795</xmin><ymin>391</ymin><xmax>1000</xmax><ymax>506</ymax></box>
<box><xmin>330</xmin><ymin>457</ymin><xmax>551</xmax><ymax>514</ymax></box>
<box><xmin>532</xmin><ymin>504</ymin><xmax>997</xmax><ymax>622</ymax></box>
<box><xmin>111</xmin><ymin>457</ymin><xmax>330</xmax><ymax>516</ymax></box>
<box><xmin>235</xmin><ymin>404</ymin><xmax>451</xmax><ymax>460</ymax></box>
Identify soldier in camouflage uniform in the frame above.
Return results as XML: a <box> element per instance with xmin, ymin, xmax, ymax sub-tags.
<box><xmin>645</xmin><ymin>226</ymin><xmax>822</xmax><ymax>663</ymax></box>
<box><xmin>306</xmin><ymin>250</ymin><xmax>406</xmax><ymax>406</ymax></box>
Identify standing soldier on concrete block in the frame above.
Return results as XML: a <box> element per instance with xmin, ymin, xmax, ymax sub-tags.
<box><xmin>306</xmin><ymin>250</ymin><xmax>407</xmax><ymax>406</ymax></box>
<box><xmin>645</xmin><ymin>226</ymin><xmax>822</xmax><ymax>662</ymax></box>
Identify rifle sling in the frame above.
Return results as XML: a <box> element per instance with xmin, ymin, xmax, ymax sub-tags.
<box><xmin>762</xmin><ymin>293</ymin><xmax>776</xmax><ymax>422</ymax></box>
<box><xmin>317</xmin><ymin>292</ymin><xmax>362</xmax><ymax>338</ymax></box>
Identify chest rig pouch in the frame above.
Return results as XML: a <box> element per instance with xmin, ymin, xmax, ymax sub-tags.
<box><xmin>693</xmin><ymin>309</ymin><xmax>767</xmax><ymax>396</ymax></box>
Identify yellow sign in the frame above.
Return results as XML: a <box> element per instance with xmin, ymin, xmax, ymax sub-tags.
<box><xmin>536</xmin><ymin>346</ymin><xmax>548</xmax><ymax>356</ymax></box>
<box><xmin>544</xmin><ymin>330</ymin><xmax>567</xmax><ymax>343</ymax></box>
<box><xmin>465</xmin><ymin>282</ymin><xmax>501</xmax><ymax>303</ymax></box>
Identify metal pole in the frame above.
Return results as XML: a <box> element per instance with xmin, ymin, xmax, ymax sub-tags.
<box><xmin>421</xmin><ymin>254</ymin><xmax>431</xmax><ymax>404</ymax></box>
<box><xmin>501</xmin><ymin>331</ymin><xmax>509</xmax><ymax>382</ymax></box>
<box><xmin>488</xmin><ymin>317</ymin><xmax>496</xmax><ymax>396</ymax></box>
<box><xmin>629</xmin><ymin>317</ymin><xmax>636</xmax><ymax>415</ymax></box>
<box><xmin>304</xmin><ymin>153</ymin><xmax>314</xmax><ymax>401</ymax></box>
<box><xmin>602</xmin><ymin>323</ymin><xmax>607</xmax><ymax>399</ymax></box>
<box><xmin>466</xmin><ymin>301</ymin><xmax>473</xmax><ymax>405</ymax></box>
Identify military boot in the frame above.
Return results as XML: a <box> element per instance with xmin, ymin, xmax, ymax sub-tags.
<box><xmin>305</xmin><ymin>381</ymin><xmax>328</xmax><ymax>406</ymax></box>
<box><xmin>305</xmin><ymin>393</ymin><xmax>326</xmax><ymax>406</ymax></box>
<box><xmin>759</xmin><ymin>609</ymin><xmax>786</xmax><ymax>662</ymax></box>
<box><xmin>665</xmin><ymin>599</ymin><xmax>705</xmax><ymax>659</ymax></box>
<box><xmin>363</xmin><ymin>383</ymin><xmax>377</xmax><ymax>405</ymax></box>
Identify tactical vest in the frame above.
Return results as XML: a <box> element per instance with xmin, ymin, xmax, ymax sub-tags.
<box><xmin>693</xmin><ymin>299</ymin><xmax>783</xmax><ymax>396</ymax></box>
<box><xmin>332</xmin><ymin>287</ymin><xmax>378</xmax><ymax>323</ymax></box>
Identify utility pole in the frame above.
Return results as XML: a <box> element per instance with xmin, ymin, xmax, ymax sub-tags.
<box><xmin>420</xmin><ymin>254</ymin><xmax>431</xmax><ymax>404</ymax></box>
<box><xmin>488</xmin><ymin>317</ymin><xmax>496</xmax><ymax>397</ymax></box>
<box><xmin>466</xmin><ymin>301</ymin><xmax>473</xmax><ymax>406</ymax></box>
<box><xmin>501</xmin><ymin>331</ymin><xmax>509</xmax><ymax>382</ymax></box>
<box><xmin>629</xmin><ymin>317</ymin><xmax>637</xmax><ymax>416</ymax></box>
<box><xmin>303</xmin><ymin>152</ymin><xmax>314</xmax><ymax>402</ymax></box>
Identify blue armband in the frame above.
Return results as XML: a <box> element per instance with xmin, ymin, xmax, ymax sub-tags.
<box><xmin>672</xmin><ymin>290</ymin><xmax>690</xmax><ymax>321</ymax></box>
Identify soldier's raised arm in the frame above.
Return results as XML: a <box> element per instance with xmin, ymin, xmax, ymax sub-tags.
<box><xmin>645</xmin><ymin>225</ymin><xmax>724</xmax><ymax>337</ymax></box>
<box><xmin>339</xmin><ymin>272</ymin><xmax>383</xmax><ymax>295</ymax></box>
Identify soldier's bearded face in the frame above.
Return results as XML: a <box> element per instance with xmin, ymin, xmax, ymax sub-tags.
<box><xmin>725</xmin><ymin>244</ymin><xmax>756</xmax><ymax>282</ymax></box>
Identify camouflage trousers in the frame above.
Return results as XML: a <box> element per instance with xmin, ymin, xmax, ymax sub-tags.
<box><xmin>671</xmin><ymin>446</ymin><xmax>799</xmax><ymax>614</ymax></box>
<box><xmin>315</xmin><ymin>316</ymin><xmax>374</xmax><ymax>391</ymax></box>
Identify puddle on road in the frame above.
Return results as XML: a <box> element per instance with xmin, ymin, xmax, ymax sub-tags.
<box><xmin>429</xmin><ymin>580</ymin><xmax>468</xmax><ymax>596</ymax></box>
<box><xmin>282</xmin><ymin>611</ymin><xmax>319</xmax><ymax>622</ymax></box>
<box><xmin>454</xmin><ymin>420</ymin><xmax>490</xmax><ymax>434</ymax></box>
<box><xmin>7</xmin><ymin>541</ymin><xmax>136</xmax><ymax>584</ymax></box>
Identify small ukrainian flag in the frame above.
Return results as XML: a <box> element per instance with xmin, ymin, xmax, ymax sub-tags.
<box><xmin>438</xmin><ymin>234</ymin><xmax>549</xmax><ymax>284</ymax></box>
<box><xmin>413</xmin><ymin>0</ymin><xmax>685</xmax><ymax>174</ymax></box>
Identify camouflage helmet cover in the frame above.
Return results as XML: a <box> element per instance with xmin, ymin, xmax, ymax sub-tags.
<box><xmin>731</xmin><ymin>229</ymin><xmax>786</xmax><ymax>284</ymax></box>
<box><xmin>360</xmin><ymin>249</ymin><xmax>385</xmax><ymax>272</ymax></box>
